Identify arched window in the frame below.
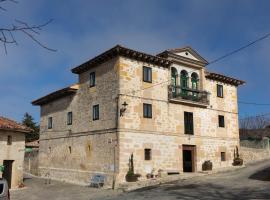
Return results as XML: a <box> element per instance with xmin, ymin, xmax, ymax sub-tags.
<box><xmin>171</xmin><ymin>67</ymin><xmax>178</xmax><ymax>97</ymax></box>
<box><xmin>171</xmin><ymin>67</ymin><xmax>178</xmax><ymax>86</ymax></box>
<box><xmin>180</xmin><ymin>70</ymin><xmax>188</xmax><ymax>88</ymax></box>
<box><xmin>191</xmin><ymin>72</ymin><xmax>199</xmax><ymax>90</ymax></box>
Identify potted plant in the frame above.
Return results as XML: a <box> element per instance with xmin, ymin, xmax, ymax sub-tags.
<box><xmin>233</xmin><ymin>146</ymin><xmax>243</xmax><ymax>166</ymax></box>
<box><xmin>202</xmin><ymin>160</ymin><xmax>213</xmax><ymax>171</ymax></box>
<box><xmin>125</xmin><ymin>153</ymin><xmax>141</xmax><ymax>182</ymax></box>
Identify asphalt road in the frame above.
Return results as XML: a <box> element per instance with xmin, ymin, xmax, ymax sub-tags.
<box><xmin>102</xmin><ymin>160</ymin><xmax>270</xmax><ymax>200</ymax></box>
<box><xmin>11</xmin><ymin>160</ymin><xmax>270</xmax><ymax>200</ymax></box>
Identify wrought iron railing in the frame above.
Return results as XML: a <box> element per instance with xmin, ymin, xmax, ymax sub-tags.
<box><xmin>168</xmin><ymin>85</ymin><xmax>210</xmax><ymax>105</ymax></box>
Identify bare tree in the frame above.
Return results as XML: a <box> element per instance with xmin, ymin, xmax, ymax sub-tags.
<box><xmin>0</xmin><ymin>0</ymin><xmax>56</xmax><ymax>54</ymax></box>
<box><xmin>240</xmin><ymin>115</ymin><xmax>270</xmax><ymax>130</ymax></box>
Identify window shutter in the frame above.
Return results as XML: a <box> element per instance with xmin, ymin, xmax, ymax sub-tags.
<box><xmin>184</xmin><ymin>112</ymin><xmax>194</xmax><ymax>134</ymax></box>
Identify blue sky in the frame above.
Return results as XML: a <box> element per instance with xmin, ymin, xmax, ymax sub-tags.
<box><xmin>1</xmin><ymin>0</ymin><xmax>270</xmax><ymax>123</ymax></box>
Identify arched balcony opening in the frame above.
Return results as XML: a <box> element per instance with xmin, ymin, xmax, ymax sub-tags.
<box><xmin>171</xmin><ymin>67</ymin><xmax>178</xmax><ymax>97</ymax></box>
<box><xmin>180</xmin><ymin>70</ymin><xmax>189</xmax><ymax>96</ymax></box>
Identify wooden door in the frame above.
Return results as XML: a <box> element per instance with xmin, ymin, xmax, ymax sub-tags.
<box><xmin>3</xmin><ymin>160</ymin><xmax>13</xmax><ymax>188</ymax></box>
<box><xmin>182</xmin><ymin>145</ymin><xmax>196</xmax><ymax>172</ymax></box>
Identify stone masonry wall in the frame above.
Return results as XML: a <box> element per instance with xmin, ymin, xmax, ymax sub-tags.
<box><xmin>39</xmin><ymin>58</ymin><xmax>120</xmax><ymax>186</ymax></box>
<box><xmin>117</xmin><ymin>56</ymin><xmax>240</xmax><ymax>182</ymax></box>
<box><xmin>240</xmin><ymin>147</ymin><xmax>270</xmax><ymax>164</ymax></box>
<box><xmin>0</xmin><ymin>130</ymin><xmax>25</xmax><ymax>188</ymax></box>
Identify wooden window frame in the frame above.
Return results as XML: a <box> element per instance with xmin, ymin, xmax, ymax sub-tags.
<box><xmin>48</xmin><ymin>117</ymin><xmax>53</xmax><ymax>129</ymax></box>
<box><xmin>7</xmin><ymin>135</ymin><xmax>12</xmax><ymax>145</ymax></box>
<box><xmin>144</xmin><ymin>149</ymin><xmax>152</xmax><ymax>160</ymax></box>
<box><xmin>184</xmin><ymin>112</ymin><xmax>194</xmax><ymax>135</ymax></box>
<box><xmin>217</xmin><ymin>84</ymin><xmax>224</xmax><ymax>98</ymax></box>
<box><xmin>143</xmin><ymin>66</ymin><xmax>152</xmax><ymax>83</ymax></box>
<box><xmin>143</xmin><ymin>103</ymin><xmax>152</xmax><ymax>118</ymax></box>
<box><xmin>93</xmin><ymin>104</ymin><xmax>99</xmax><ymax>121</ymax></box>
<box><xmin>67</xmin><ymin>112</ymin><xmax>72</xmax><ymax>125</ymax></box>
<box><xmin>221</xmin><ymin>152</ymin><xmax>226</xmax><ymax>161</ymax></box>
<box><xmin>218</xmin><ymin>115</ymin><xmax>225</xmax><ymax>128</ymax></box>
<box><xmin>90</xmin><ymin>72</ymin><xmax>96</xmax><ymax>87</ymax></box>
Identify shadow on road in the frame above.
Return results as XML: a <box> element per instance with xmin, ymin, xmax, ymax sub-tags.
<box><xmin>161</xmin><ymin>183</ymin><xmax>270</xmax><ymax>200</ymax></box>
<box><xmin>249</xmin><ymin>166</ymin><xmax>270</xmax><ymax>181</ymax></box>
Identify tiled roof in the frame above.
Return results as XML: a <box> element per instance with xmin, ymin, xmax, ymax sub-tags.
<box><xmin>32</xmin><ymin>84</ymin><xmax>79</xmax><ymax>106</ymax></box>
<box><xmin>71</xmin><ymin>45</ymin><xmax>171</xmax><ymax>74</ymax></box>
<box><xmin>205</xmin><ymin>71</ymin><xmax>245</xmax><ymax>86</ymax></box>
<box><xmin>0</xmin><ymin>116</ymin><xmax>32</xmax><ymax>133</ymax></box>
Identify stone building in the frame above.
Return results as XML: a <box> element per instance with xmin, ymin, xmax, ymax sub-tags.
<box><xmin>32</xmin><ymin>45</ymin><xmax>245</xmax><ymax>186</ymax></box>
<box><xmin>0</xmin><ymin>116</ymin><xmax>31</xmax><ymax>188</ymax></box>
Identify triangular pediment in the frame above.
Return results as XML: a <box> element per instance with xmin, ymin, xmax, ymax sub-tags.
<box><xmin>167</xmin><ymin>46</ymin><xmax>208</xmax><ymax>64</ymax></box>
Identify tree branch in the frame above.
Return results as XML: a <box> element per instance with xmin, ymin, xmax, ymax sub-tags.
<box><xmin>0</xmin><ymin>0</ymin><xmax>56</xmax><ymax>53</ymax></box>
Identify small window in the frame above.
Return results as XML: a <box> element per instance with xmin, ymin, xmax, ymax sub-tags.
<box><xmin>68</xmin><ymin>146</ymin><xmax>72</xmax><ymax>154</ymax></box>
<box><xmin>7</xmin><ymin>135</ymin><xmax>12</xmax><ymax>145</ymax></box>
<box><xmin>217</xmin><ymin>84</ymin><xmax>223</xmax><ymax>98</ymax></box>
<box><xmin>143</xmin><ymin>66</ymin><xmax>152</xmax><ymax>83</ymax></box>
<box><xmin>144</xmin><ymin>149</ymin><xmax>152</xmax><ymax>160</ymax></box>
<box><xmin>143</xmin><ymin>103</ymin><xmax>152</xmax><ymax>118</ymax></box>
<box><xmin>218</xmin><ymin>115</ymin><xmax>225</xmax><ymax>127</ymax></box>
<box><xmin>184</xmin><ymin>112</ymin><xmax>194</xmax><ymax>135</ymax></box>
<box><xmin>221</xmin><ymin>152</ymin><xmax>226</xmax><ymax>161</ymax></box>
<box><xmin>48</xmin><ymin>117</ymin><xmax>53</xmax><ymax>129</ymax></box>
<box><xmin>90</xmin><ymin>72</ymin><xmax>96</xmax><ymax>87</ymax></box>
<box><xmin>67</xmin><ymin>112</ymin><xmax>72</xmax><ymax>125</ymax></box>
<box><xmin>93</xmin><ymin>104</ymin><xmax>99</xmax><ymax>121</ymax></box>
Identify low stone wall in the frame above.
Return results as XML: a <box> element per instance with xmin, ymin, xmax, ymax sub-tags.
<box><xmin>240</xmin><ymin>147</ymin><xmax>270</xmax><ymax>163</ymax></box>
<box><xmin>39</xmin><ymin>167</ymin><xmax>114</xmax><ymax>187</ymax></box>
<box><xmin>24</xmin><ymin>149</ymin><xmax>39</xmax><ymax>176</ymax></box>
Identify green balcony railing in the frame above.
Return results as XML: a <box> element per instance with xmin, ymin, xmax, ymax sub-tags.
<box><xmin>168</xmin><ymin>85</ymin><xmax>210</xmax><ymax>105</ymax></box>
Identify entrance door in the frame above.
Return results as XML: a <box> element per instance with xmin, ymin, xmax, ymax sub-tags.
<box><xmin>3</xmin><ymin>160</ymin><xmax>13</xmax><ymax>188</ymax></box>
<box><xmin>182</xmin><ymin>145</ymin><xmax>196</xmax><ymax>172</ymax></box>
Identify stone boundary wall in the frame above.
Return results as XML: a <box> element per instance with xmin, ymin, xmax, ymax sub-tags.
<box><xmin>24</xmin><ymin>149</ymin><xmax>39</xmax><ymax>176</ymax></box>
<box><xmin>240</xmin><ymin>147</ymin><xmax>270</xmax><ymax>163</ymax></box>
<box><xmin>240</xmin><ymin>139</ymin><xmax>270</xmax><ymax>149</ymax></box>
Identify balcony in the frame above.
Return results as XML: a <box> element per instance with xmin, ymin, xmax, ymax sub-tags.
<box><xmin>168</xmin><ymin>85</ymin><xmax>210</xmax><ymax>106</ymax></box>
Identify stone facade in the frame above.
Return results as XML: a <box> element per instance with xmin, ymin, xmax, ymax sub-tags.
<box><xmin>0</xmin><ymin>117</ymin><xmax>30</xmax><ymax>188</ymax></box>
<box><xmin>33</xmin><ymin>45</ymin><xmax>244</xmax><ymax>187</ymax></box>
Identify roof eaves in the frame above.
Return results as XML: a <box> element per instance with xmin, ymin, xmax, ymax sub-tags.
<box><xmin>71</xmin><ymin>45</ymin><xmax>172</xmax><ymax>74</ymax></box>
<box><xmin>32</xmin><ymin>85</ymin><xmax>78</xmax><ymax>106</ymax></box>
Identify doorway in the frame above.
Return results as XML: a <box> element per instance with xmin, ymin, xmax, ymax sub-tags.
<box><xmin>3</xmin><ymin>160</ymin><xmax>14</xmax><ymax>188</ymax></box>
<box><xmin>182</xmin><ymin>145</ymin><xmax>196</xmax><ymax>172</ymax></box>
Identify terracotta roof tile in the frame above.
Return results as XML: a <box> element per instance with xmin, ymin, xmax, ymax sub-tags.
<box><xmin>0</xmin><ymin>116</ymin><xmax>32</xmax><ymax>133</ymax></box>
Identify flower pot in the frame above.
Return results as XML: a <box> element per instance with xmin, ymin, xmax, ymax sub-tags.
<box><xmin>233</xmin><ymin>158</ymin><xmax>243</xmax><ymax>166</ymax></box>
<box><xmin>202</xmin><ymin>160</ymin><xmax>213</xmax><ymax>171</ymax></box>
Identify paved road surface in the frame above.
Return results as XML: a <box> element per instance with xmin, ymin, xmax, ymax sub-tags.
<box><xmin>11</xmin><ymin>160</ymin><xmax>270</xmax><ymax>200</ymax></box>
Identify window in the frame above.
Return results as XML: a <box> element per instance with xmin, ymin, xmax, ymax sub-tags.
<box><xmin>48</xmin><ymin>117</ymin><xmax>53</xmax><ymax>129</ymax></box>
<box><xmin>143</xmin><ymin>103</ymin><xmax>152</xmax><ymax>118</ymax></box>
<box><xmin>68</xmin><ymin>146</ymin><xmax>72</xmax><ymax>154</ymax></box>
<box><xmin>191</xmin><ymin>72</ymin><xmax>199</xmax><ymax>90</ymax></box>
<box><xmin>143</xmin><ymin>66</ymin><xmax>152</xmax><ymax>83</ymax></box>
<box><xmin>67</xmin><ymin>112</ymin><xmax>72</xmax><ymax>125</ymax></box>
<box><xmin>184</xmin><ymin>112</ymin><xmax>194</xmax><ymax>135</ymax></box>
<box><xmin>217</xmin><ymin>84</ymin><xmax>223</xmax><ymax>98</ymax></box>
<box><xmin>90</xmin><ymin>72</ymin><xmax>96</xmax><ymax>87</ymax></box>
<box><xmin>93</xmin><ymin>104</ymin><xmax>99</xmax><ymax>120</ymax></box>
<box><xmin>218</xmin><ymin>115</ymin><xmax>225</xmax><ymax>127</ymax></box>
<box><xmin>144</xmin><ymin>149</ymin><xmax>152</xmax><ymax>160</ymax></box>
<box><xmin>7</xmin><ymin>135</ymin><xmax>12</xmax><ymax>145</ymax></box>
<box><xmin>221</xmin><ymin>152</ymin><xmax>226</xmax><ymax>161</ymax></box>
<box><xmin>180</xmin><ymin>70</ymin><xmax>189</xmax><ymax>88</ymax></box>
